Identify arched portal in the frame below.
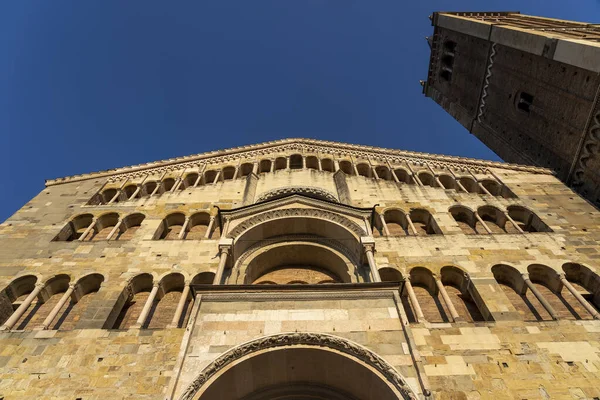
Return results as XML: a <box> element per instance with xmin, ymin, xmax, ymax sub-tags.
<box><xmin>178</xmin><ymin>333</ymin><xmax>417</xmax><ymax>400</ymax></box>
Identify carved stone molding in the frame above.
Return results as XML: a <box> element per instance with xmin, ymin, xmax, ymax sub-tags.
<box><xmin>227</xmin><ymin>208</ymin><xmax>366</xmax><ymax>239</ymax></box>
<box><xmin>177</xmin><ymin>332</ymin><xmax>418</xmax><ymax>400</ymax></box>
<box><xmin>200</xmin><ymin>290</ymin><xmax>393</xmax><ymax>302</ymax></box>
<box><xmin>255</xmin><ymin>186</ymin><xmax>338</xmax><ymax>203</ymax></box>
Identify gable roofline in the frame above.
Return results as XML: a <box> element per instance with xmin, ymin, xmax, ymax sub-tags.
<box><xmin>45</xmin><ymin>138</ymin><xmax>553</xmax><ymax>186</ymax></box>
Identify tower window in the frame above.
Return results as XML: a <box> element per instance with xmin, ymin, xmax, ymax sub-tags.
<box><xmin>440</xmin><ymin>40</ymin><xmax>456</xmax><ymax>82</ymax></box>
<box><xmin>517</xmin><ymin>92</ymin><xmax>534</xmax><ymax>113</ymax></box>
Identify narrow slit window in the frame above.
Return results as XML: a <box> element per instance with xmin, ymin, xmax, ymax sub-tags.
<box><xmin>517</xmin><ymin>92</ymin><xmax>534</xmax><ymax>113</ymax></box>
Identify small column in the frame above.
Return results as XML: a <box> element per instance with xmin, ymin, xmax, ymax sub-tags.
<box><xmin>193</xmin><ymin>174</ymin><xmax>203</xmax><ymax>187</ymax></box>
<box><xmin>213</xmin><ymin>244</ymin><xmax>232</xmax><ymax>285</ymax></box>
<box><xmin>134</xmin><ymin>283</ymin><xmax>160</xmax><ymax>328</ymax></box>
<box><xmin>172</xmin><ymin>178</ymin><xmax>183</xmax><ymax>192</ymax></box>
<box><xmin>506</xmin><ymin>214</ymin><xmax>524</xmax><ymax>233</ymax></box>
<box><xmin>213</xmin><ymin>171</ymin><xmax>221</xmax><ymax>184</ymax></box>
<box><xmin>406</xmin><ymin>163</ymin><xmax>423</xmax><ymax>186</ymax></box>
<box><xmin>353</xmin><ymin>163</ymin><xmax>359</xmax><ymax>176</ymax></box>
<box><xmin>372</xmin><ymin>166</ymin><xmax>380</xmax><ymax>180</ymax></box>
<box><xmin>474</xmin><ymin>213</ymin><xmax>492</xmax><ymax>234</ymax></box>
<box><xmin>450</xmin><ymin>170</ymin><xmax>469</xmax><ymax>193</ymax></box>
<box><xmin>468</xmin><ymin>170</ymin><xmax>492</xmax><ymax>196</ymax></box>
<box><xmin>285</xmin><ymin>157</ymin><xmax>290</xmax><ymax>170</ymax></box>
<box><xmin>150</xmin><ymin>182</ymin><xmax>162</xmax><ymax>196</ymax></box>
<box><xmin>558</xmin><ymin>274</ymin><xmax>600</xmax><ymax>319</ymax></box>
<box><xmin>302</xmin><ymin>156</ymin><xmax>306</xmax><ymax>169</ymax></box>
<box><xmin>40</xmin><ymin>284</ymin><xmax>76</xmax><ymax>330</ymax></box>
<box><xmin>108</xmin><ymin>189</ymin><xmax>121</xmax><ymax>204</ymax></box>
<box><xmin>78</xmin><ymin>218</ymin><xmax>98</xmax><ymax>242</ymax></box>
<box><xmin>405</xmin><ymin>214</ymin><xmax>418</xmax><ymax>236</ymax></box>
<box><xmin>379</xmin><ymin>214</ymin><xmax>390</xmax><ymax>237</ymax></box>
<box><xmin>205</xmin><ymin>216</ymin><xmax>216</xmax><ymax>239</ymax></box>
<box><xmin>404</xmin><ymin>278</ymin><xmax>425</xmax><ymax>323</ymax></box>
<box><xmin>317</xmin><ymin>158</ymin><xmax>322</xmax><ymax>171</ymax></box>
<box><xmin>270</xmin><ymin>159</ymin><xmax>275</xmax><ymax>173</ymax></box>
<box><xmin>252</xmin><ymin>162</ymin><xmax>259</xmax><ymax>175</ymax></box>
<box><xmin>522</xmin><ymin>274</ymin><xmax>559</xmax><ymax>320</ymax></box>
<box><xmin>333</xmin><ymin>159</ymin><xmax>339</xmax><ymax>172</ymax></box>
<box><xmin>107</xmin><ymin>220</ymin><xmax>123</xmax><ymax>241</ymax></box>
<box><xmin>435</xmin><ymin>276</ymin><xmax>461</xmax><ymax>322</ymax></box>
<box><xmin>361</xmin><ymin>237</ymin><xmax>381</xmax><ymax>282</ymax></box>
<box><xmin>168</xmin><ymin>283</ymin><xmax>191</xmax><ymax>328</ymax></box>
<box><xmin>178</xmin><ymin>216</ymin><xmax>191</xmax><ymax>240</ymax></box>
<box><xmin>0</xmin><ymin>284</ymin><xmax>44</xmax><ymax>331</ymax></box>
<box><xmin>129</xmin><ymin>175</ymin><xmax>148</xmax><ymax>200</ymax></box>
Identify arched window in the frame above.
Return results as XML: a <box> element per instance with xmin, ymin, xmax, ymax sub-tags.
<box><xmin>0</xmin><ymin>275</ymin><xmax>38</xmax><ymax>329</ymax></box>
<box><xmin>239</xmin><ymin>163</ymin><xmax>254</xmax><ymax>178</ymax></box>
<box><xmin>440</xmin><ymin>40</ymin><xmax>456</xmax><ymax>81</ymax></box>
<box><xmin>274</xmin><ymin>157</ymin><xmax>287</xmax><ymax>171</ymax></box>
<box><xmin>109</xmin><ymin>273</ymin><xmax>153</xmax><ymax>329</ymax></box>
<box><xmin>19</xmin><ymin>274</ymin><xmax>71</xmax><ymax>330</ymax></box>
<box><xmin>438</xmin><ymin>174</ymin><xmax>456</xmax><ymax>190</ymax></box>
<box><xmin>222</xmin><ymin>166</ymin><xmax>236</xmax><ymax>181</ymax></box>
<box><xmin>306</xmin><ymin>156</ymin><xmax>319</xmax><ymax>170</ymax></box>
<box><xmin>562</xmin><ymin>263</ymin><xmax>600</xmax><ymax>318</ymax></box>
<box><xmin>507</xmin><ymin>206</ymin><xmax>551</xmax><ymax>232</ymax></box>
<box><xmin>186</xmin><ymin>212</ymin><xmax>210</xmax><ymax>240</ymax></box>
<box><xmin>192</xmin><ymin>272</ymin><xmax>215</xmax><ymax>285</ymax></box>
<box><xmin>181</xmin><ymin>173</ymin><xmax>199</xmax><ymax>189</ymax></box>
<box><xmin>53</xmin><ymin>214</ymin><xmax>94</xmax><ymax>242</ymax></box>
<box><xmin>458</xmin><ymin>177</ymin><xmax>479</xmax><ymax>193</ymax></box>
<box><xmin>142</xmin><ymin>181</ymin><xmax>157</xmax><ymax>196</ymax></box>
<box><xmin>379</xmin><ymin>267</ymin><xmax>402</xmax><ymax>282</ymax></box>
<box><xmin>477</xmin><ymin>206</ymin><xmax>507</xmax><ymax>234</ymax></box>
<box><xmin>417</xmin><ymin>172</ymin><xmax>435</xmax><ymax>187</ymax></box>
<box><xmin>162</xmin><ymin>178</ymin><xmax>176</xmax><ymax>193</ymax></box>
<box><xmin>356</xmin><ymin>163</ymin><xmax>371</xmax><ymax>178</ymax></box>
<box><xmin>339</xmin><ymin>160</ymin><xmax>353</xmax><ymax>175</ymax></box>
<box><xmin>449</xmin><ymin>206</ymin><xmax>476</xmax><ymax>234</ymax></box>
<box><xmin>53</xmin><ymin>273</ymin><xmax>104</xmax><ymax>330</ymax></box>
<box><xmin>156</xmin><ymin>213</ymin><xmax>186</xmax><ymax>240</ymax></box>
<box><xmin>115</xmin><ymin>213</ymin><xmax>145</xmax><ymax>241</ymax></box>
<box><xmin>409</xmin><ymin>209</ymin><xmax>440</xmax><ymax>235</ymax></box>
<box><xmin>441</xmin><ymin>266</ymin><xmax>485</xmax><ymax>322</ymax></box>
<box><xmin>289</xmin><ymin>154</ymin><xmax>303</xmax><ymax>169</ymax></box>
<box><xmin>259</xmin><ymin>159</ymin><xmax>272</xmax><ymax>174</ymax></box>
<box><xmin>492</xmin><ymin>264</ymin><xmax>547</xmax><ymax>321</ymax></box>
<box><xmin>384</xmin><ymin>209</ymin><xmax>409</xmax><ymax>236</ymax></box>
<box><xmin>123</xmin><ymin>184</ymin><xmax>138</xmax><ymax>200</ymax></box>
<box><xmin>409</xmin><ymin>267</ymin><xmax>449</xmax><ymax>323</ymax></box>
<box><xmin>394</xmin><ymin>168</ymin><xmax>412</xmax><ymax>184</ymax></box>
<box><xmin>321</xmin><ymin>159</ymin><xmax>334</xmax><ymax>172</ymax></box>
<box><xmin>146</xmin><ymin>273</ymin><xmax>186</xmax><ymax>329</ymax></box>
<box><xmin>89</xmin><ymin>213</ymin><xmax>120</xmax><ymax>241</ymax></box>
<box><xmin>375</xmin><ymin>166</ymin><xmax>392</xmax><ymax>181</ymax></box>
<box><xmin>204</xmin><ymin>170</ymin><xmax>218</xmax><ymax>185</ymax></box>
<box><xmin>101</xmin><ymin>188</ymin><xmax>118</xmax><ymax>204</ymax></box>
<box><xmin>528</xmin><ymin>264</ymin><xmax>586</xmax><ymax>320</ymax></box>
<box><xmin>480</xmin><ymin>179</ymin><xmax>501</xmax><ymax>196</ymax></box>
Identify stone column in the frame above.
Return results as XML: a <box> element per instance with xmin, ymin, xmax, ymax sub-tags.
<box><xmin>168</xmin><ymin>283</ymin><xmax>191</xmax><ymax>328</ymax></box>
<box><xmin>78</xmin><ymin>218</ymin><xmax>98</xmax><ymax>242</ymax></box>
<box><xmin>506</xmin><ymin>213</ymin><xmax>524</xmax><ymax>233</ymax></box>
<box><xmin>455</xmin><ymin>179</ymin><xmax>469</xmax><ymax>193</ymax></box>
<box><xmin>150</xmin><ymin>182</ymin><xmax>162</xmax><ymax>196</ymax></box>
<box><xmin>361</xmin><ymin>237</ymin><xmax>380</xmax><ymax>282</ymax></box>
<box><xmin>474</xmin><ymin>213</ymin><xmax>492</xmax><ymax>234</ymax></box>
<box><xmin>107</xmin><ymin>220</ymin><xmax>123</xmax><ymax>241</ymax></box>
<box><xmin>129</xmin><ymin>183</ymin><xmax>143</xmax><ymax>200</ymax></box>
<box><xmin>270</xmin><ymin>159</ymin><xmax>275</xmax><ymax>173</ymax></box>
<box><xmin>353</xmin><ymin>163</ymin><xmax>359</xmax><ymax>176</ymax></box>
<box><xmin>317</xmin><ymin>158</ymin><xmax>322</xmax><ymax>171</ymax></box>
<box><xmin>40</xmin><ymin>284</ymin><xmax>76</xmax><ymax>330</ymax></box>
<box><xmin>435</xmin><ymin>276</ymin><xmax>461</xmax><ymax>322</ymax></box>
<box><xmin>205</xmin><ymin>216</ymin><xmax>216</xmax><ymax>239</ymax></box>
<box><xmin>252</xmin><ymin>162</ymin><xmax>259</xmax><ymax>175</ymax></box>
<box><xmin>372</xmin><ymin>167</ymin><xmax>380</xmax><ymax>180</ymax></box>
<box><xmin>213</xmin><ymin>171</ymin><xmax>221</xmax><ymax>184</ymax></box>
<box><xmin>213</xmin><ymin>242</ymin><xmax>232</xmax><ymax>285</ymax></box>
<box><xmin>134</xmin><ymin>283</ymin><xmax>160</xmax><ymax>328</ymax></box>
<box><xmin>0</xmin><ymin>283</ymin><xmax>44</xmax><ymax>331</ymax></box>
<box><xmin>302</xmin><ymin>156</ymin><xmax>306</xmax><ymax>169</ymax></box>
<box><xmin>108</xmin><ymin>189</ymin><xmax>122</xmax><ymax>204</ymax></box>
<box><xmin>522</xmin><ymin>274</ymin><xmax>559</xmax><ymax>320</ymax></box>
<box><xmin>333</xmin><ymin>160</ymin><xmax>339</xmax><ymax>172</ymax></box>
<box><xmin>405</xmin><ymin>163</ymin><xmax>422</xmax><ymax>186</ymax></box>
<box><xmin>404</xmin><ymin>278</ymin><xmax>425</xmax><ymax>323</ymax></box>
<box><xmin>379</xmin><ymin>214</ymin><xmax>390</xmax><ymax>237</ymax></box>
<box><xmin>558</xmin><ymin>274</ymin><xmax>600</xmax><ymax>319</ymax></box>
<box><xmin>405</xmin><ymin>215</ymin><xmax>418</xmax><ymax>236</ymax></box>
<box><xmin>389</xmin><ymin>167</ymin><xmax>400</xmax><ymax>183</ymax></box>
<box><xmin>178</xmin><ymin>216</ymin><xmax>190</xmax><ymax>240</ymax></box>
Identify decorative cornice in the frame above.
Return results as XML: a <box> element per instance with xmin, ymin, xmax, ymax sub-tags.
<box><xmin>177</xmin><ymin>332</ymin><xmax>418</xmax><ymax>400</ymax></box>
<box><xmin>200</xmin><ymin>289</ymin><xmax>393</xmax><ymax>302</ymax></box>
<box><xmin>255</xmin><ymin>186</ymin><xmax>338</xmax><ymax>203</ymax></box>
<box><xmin>45</xmin><ymin>138</ymin><xmax>552</xmax><ymax>186</ymax></box>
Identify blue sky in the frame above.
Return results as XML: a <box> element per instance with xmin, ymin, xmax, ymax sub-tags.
<box><xmin>1</xmin><ymin>1</ymin><xmax>599</xmax><ymax>221</ymax></box>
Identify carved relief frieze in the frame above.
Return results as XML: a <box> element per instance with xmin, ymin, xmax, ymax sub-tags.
<box><xmin>255</xmin><ymin>186</ymin><xmax>338</xmax><ymax>203</ymax></box>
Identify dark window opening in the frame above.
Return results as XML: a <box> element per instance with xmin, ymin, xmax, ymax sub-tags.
<box><xmin>517</xmin><ymin>92</ymin><xmax>533</xmax><ymax>113</ymax></box>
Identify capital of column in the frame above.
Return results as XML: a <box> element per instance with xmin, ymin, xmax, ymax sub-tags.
<box><xmin>152</xmin><ymin>282</ymin><xmax>161</xmax><ymax>289</ymax></box>
<box><xmin>521</xmin><ymin>273</ymin><xmax>530</xmax><ymax>281</ymax></box>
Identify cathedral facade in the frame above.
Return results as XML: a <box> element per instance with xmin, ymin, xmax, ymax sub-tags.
<box><xmin>0</xmin><ymin>138</ymin><xmax>599</xmax><ymax>399</ymax></box>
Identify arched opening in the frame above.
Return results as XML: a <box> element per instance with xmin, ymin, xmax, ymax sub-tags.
<box><xmin>438</xmin><ymin>174</ymin><xmax>455</xmax><ymax>190</ymax></box>
<box><xmin>356</xmin><ymin>163</ymin><xmax>371</xmax><ymax>178</ymax></box>
<box><xmin>146</xmin><ymin>273</ymin><xmax>185</xmax><ymax>329</ymax></box>
<box><xmin>18</xmin><ymin>274</ymin><xmax>71</xmax><ymax>330</ymax></box>
<box><xmin>123</xmin><ymin>184</ymin><xmax>138</xmax><ymax>199</ymax></box>
<box><xmin>449</xmin><ymin>206</ymin><xmax>476</xmax><ymax>234</ymax></box>
<box><xmin>339</xmin><ymin>160</ymin><xmax>353</xmax><ymax>175</ymax></box>
<box><xmin>143</xmin><ymin>181</ymin><xmax>157</xmax><ymax>196</ymax></box>
<box><xmin>375</xmin><ymin>166</ymin><xmax>391</xmax><ymax>181</ymax></box>
<box><xmin>204</xmin><ymin>170</ymin><xmax>218</xmax><ymax>185</ymax></box>
<box><xmin>289</xmin><ymin>154</ymin><xmax>303</xmax><ymax>170</ymax></box>
<box><xmin>90</xmin><ymin>213</ymin><xmax>120</xmax><ymax>241</ymax></box>
<box><xmin>110</xmin><ymin>273</ymin><xmax>153</xmax><ymax>329</ymax></box>
<box><xmin>528</xmin><ymin>264</ymin><xmax>585</xmax><ymax>320</ymax></box>
<box><xmin>562</xmin><ymin>263</ymin><xmax>600</xmax><ymax>317</ymax></box>
<box><xmin>417</xmin><ymin>172</ymin><xmax>435</xmax><ymax>187</ymax></box>
<box><xmin>507</xmin><ymin>206</ymin><xmax>551</xmax><ymax>233</ymax></box>
<box><xmin>239</xmin><ymin>163</ymin><xmax>254</xmax><ymax>178</ymax></box>
<box><xmin>440</xmin><ymin>266</ymin><xmax>485</xmax><ymax>322</ymax></box>
<box><xmin>384</xmin><ymin>209</ymin><xmax>409</xmax><ymax>236</ymax></box>
<box><xmin>458</xmin><ymin>177</ymin><xmax>479</xmax><ymax>193</ymax></box>
<box><xmin>186</xmin><ymin>212</ymin><xmax>210</xmax><ymax>240</ymax></box>
<box><xmin>54</xmin><ymin>273</ymin><xmax>104</xmax><ymax>330</ymax></box>
<box><xmin>321</xmin><ymin>158</ymin><xmax>334</xmax><ymax>172</ymax></box>
<box><xmin>53</xmin><ymin>214</ymin><xmax>94</xmax><ymax>242</ymax></box>
<box><xmin>306</xmin><ymin>156</ymin><xmax>319</xmax><ymax>170</ymax></box>
<box><xmin>101</xmin><ymin>188</ymin><xmax>118</xmax><ymax>204</ymax></box>
<box><xmin>394</xmin><ymin>168</ymin><xmax>412</xmax><ymax>184</ymax></box>
<box><xmin>222</xmin><ymin>166</ymin><xmax>236</xmax><ymax>181</ymax></box>
<box><xmin>409</xmin><ymin>267</ymin><xmax>449</xmax><ymax>322</ymax></box>
<box><xmin>259</xmin><ymin>159</ymin><xmax>272</xmax><ymax>174</ymax></box>
<box><xmin>115</xmin><ymin>213</ymin><xmax>145</xmax><ymax>241</ymax></box>
<box><xmin>477</xmin><ymin>206</ymin><xmax>507</xmax><ymax>234</ymax></box>
<box><xmin>492</xmin><ymin>264</ymin><xmax>547</xmax><ymax>321</ymax></box>
<box><xmin>0</xmin><ymin>275</ymin><xmax>38</xmax><ymax>328</ymax></box>
<box><xmin>192</xmin><ymin>272</ymin><xmax>215</xmax><ymax>285</ymax></box>
<box><xmin>409</xmin><ymin>209</ymin><xmax>439</xmax><ymax>235</ymax></box>
<box><xmin>162</xmin><ymin>178</ymin><xmax>176</xmax><ymax>192</ymax></box>
<box><xmin>182</xmin><ymin>173</ymin><xmax>199</xmax><ymax>189</ymax></box>
<box><xmin>379</xmin><ymin>267</ymin><xmax>402</xmax><ymax>282</ymax></box>
<box><xmin>274</xmin><ymin>157</ymin><xmax>287</xmax><ymax>171</ymax></box>
<box><xmin>480</xmin><ymin>179</ymin><xmax>501</xmax><ymax>196</ymax></box>
<box><xmin>156</xmin><ymin>213</ymin><xmax>186</xmax><ymax>240</ymax></box>
<box><xmin>183</xmin><ymin>333</ymin><xmax>414</xmax><ymax>400</ymax></box>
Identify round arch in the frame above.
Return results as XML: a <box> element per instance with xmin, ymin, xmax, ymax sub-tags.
<box><xmin>178</xmin><ymin>332</ymin><xmax>418</xmax><ymax>400</ymax></box>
